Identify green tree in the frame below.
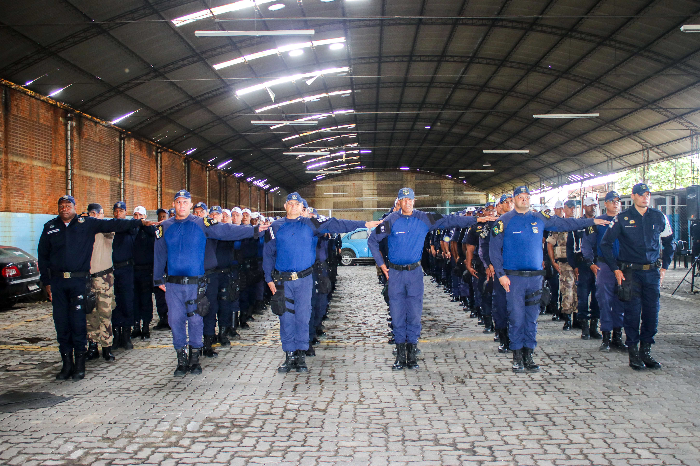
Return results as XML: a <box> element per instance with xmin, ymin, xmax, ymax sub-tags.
<box><xmin>616</xmin><ymin>156</ymin><xmax>695</xmax><ymax>194</ymax></box>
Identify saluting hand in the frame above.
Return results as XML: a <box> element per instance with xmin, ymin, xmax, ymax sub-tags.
<box><xmin>258</xmin><ymin>223</ymin><xmax>270</xmax><ymax>231</ymax></box>
<box><xmin>365</xmin><ymin>220</ymin><xmax>381</xmax><ymax>229</ymax></box>
<box><xmin>499</xmin><ymin>275</ymin><xmax>510</xmax><ymax>292</ymax></box>
<box><xmin>593</xmin><ymin>218</ymin><xmax>611</xmax><ymax>226</ymax></box>
<box><xmin>141</xmin><ymin>219</ymin><xmax>161</xmax><ymax>227</ymax></box>
<box><xmin>478</xmin><ymin>216</ymin><xmax>498</xmax><ymax>223</ymax></box>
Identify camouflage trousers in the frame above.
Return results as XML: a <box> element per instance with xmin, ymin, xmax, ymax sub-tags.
<box><xmin>87</xmin><ymin>273</ymin><xmax>115</xmax><ymax>347</ymax></box>
<box><xmin>559</xmin><ymin>263</ymin><xmax>578</xmax><ymax>315</ymax></box>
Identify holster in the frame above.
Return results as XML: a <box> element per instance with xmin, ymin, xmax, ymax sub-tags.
<box><xmin>71</xmin><ymin>281</ymin><xmax>95</xmax><ymax>314</ymax></box>
<box><xmin>227</xmin><ymin>271</ymin><xmax>241</xmax><ymax>301</ymax></box>
<box><xmin>381</xmin><ymin>283</ymin><xmax>390</xmax><ymax>305</ymax></box>
<box><xmin>270</xmin><ymin>281</ymin><xmax>294</xmax><ymax>316</ymax></box>
<box><xmin>615</xmin><ymin>268</ymin><xmax>636</xmax><ymax>302</ymax></box>
<box><xmin>185</xmin><ymin>280</ymin><xmax>210</xmax><ymax>317</ymax></box>
<box><xmin>524</xmin><ymin>288</ymin><xmax>544</xmax><ymax>307</ymax></box>
<box><xmin>540</xmin><ymin>282</ymin><xmax>552</xmax><ymax>307</ymax></box>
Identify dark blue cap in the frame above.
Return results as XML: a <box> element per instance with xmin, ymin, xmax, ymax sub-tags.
<box><xmin>301</xmin><ymin>198</ymin><xmax>308</xmax><ymax>209</ymax></box>
<box><xmin>174</xmin><ymin>189</ymin><xmax>191</xmax><ymax>200</ymax></box>
<box><xmin>308</xmin><ymin>207</ymin><xmax>317</xmax><ymax>215</ymax></box>
<box><xmin>632</xmin><ymin>183</ymin><xmax>650</xmax><ymax>195</ymax></box>
<box><xmin>564</xmin><ymin>199</ymin><xmax>577</xmax><ymax>208</ymax></box>
<box><xmin>87</xmin><ymin>203</ymin><xmax>102</xmax><ymax>213</ymax></box>
<box><xmin>209</xmin><ymin>205</ymin><xmax>222</xmax><ymax>214</ymax></box>
<box><xmin>58</xmin><ymin>195</ymin><xmax>75</xmax><ymax>205</ymax></box>
<box><xmin>485</xmin><ymin>202</ymin><xmax>495</xmax><ymax>208</ymax></box>
<box><xmin>113</xmin><ymin>201</ymin><xmax>126</xmax><ymax>211</ymax></box>
<box><xmin>194</xmin><ymin>202</ymin><xmax>207</xmax><ymax>211</ymax></box>
<box><xmin>499</xmin><ymin>193</ymin><xmax>512</xmax><ymax>204</ymax></box>
<box><xmin>156</xmin><ymin>208</ymin><xmax>167</xmax><ymax>215</ymax></box>
<box><xmin>398</xmin><ymin>187</ymin><xmax>415</xmax><ymax>200</ymax></box>
<box><xmin>513</xmin><ymin>186</ymin><xmax>529</xmax><ymax>196</ymax></box>
<box><xmin>604</xmin><ymin>191</ymin><xmax>620</xmax><ymax>202</ymax></box>
<box><xmin>287</xmin><ymin>192</ymin><xmax>302</xmax><ymax>202</ymax></box>
<box><xmin>168</xmin><ymin>208</ymin><xmax>176</xmax><ymax>215</ymax></box>
<box><xmin>475</xmin><ymin>207</ymin><xmax>484</xmax><ymax>214</ymax></box>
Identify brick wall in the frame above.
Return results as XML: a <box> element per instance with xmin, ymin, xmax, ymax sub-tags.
<box><xmin>239</xmin><ymin>182</ymin><xmax>250</xmax><ymax>209</ymax></box>
<box><xmin>209</xmin><ymin>169</ymin><xmax>220</xmax><ymax>207</ymax></box>
<box><xmin>225</xmin><ymin>178</ymin><xmax>239</xmax><ymax>208</ymax></box>
<box><xmin>74</xmin><ymin>118</ymin><xmax>119</xmax><ymax>212</ymax></box>
<box><xmin>162</xmin><ymin>150</ymin><xmax>185</xmax><ymax>207</ymax></box>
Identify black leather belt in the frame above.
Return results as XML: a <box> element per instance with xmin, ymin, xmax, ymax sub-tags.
<box><xmin>205</xmin><ymin>267</ymin><xmax>231</xmax><ymax>276</ymax></box>
<box><xmin>505</xmin><ymin>269</ymin><xmax>546</xmax><ymax>277</ymax></box>
<box><xmin>272</xmin><ymin>267</ymin><xmax>313</xmax><ymax>281</ymax></box>
<box><xmin>114</xmin><ymin>259</ymin><xmax>134</xmax><ymax>269</ymax></box>
<box><xmin>387</xmin><ymin>260</ymin><xmax>422</xmax><ymax>271</ymax></box>
<box><xmin>618</xmin><ymin>262</ymin><xmax>659</xmax><ymax>271</ymax></box>
<box><xmin>50</xmin><ymin>270</ymin><xmax>89</xmax><ymax>279</ymax></box>
<box><xmin>167</xmin><ymin>275</ymin><xmax>204</xmax><ymax>285</ymax></box>
<box><xmin>133</xmin><ymin>264</ymin><xmax>153</xmax><ymax>271</ymax></box>
<box><xmin>555</xmin><ymin>258</ymin><xmax>568</xmax><ymax>263</ymax></box>
<box><xmin>91</xmin><ymin>267</ymin><xmax>114</xmax><ymax>278</ymax></box>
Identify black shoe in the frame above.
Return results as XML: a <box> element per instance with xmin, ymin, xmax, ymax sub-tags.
<box><xmin>572</xmin><ymin>317</ymin><xmax>582</xmax><ymax>329</ymax></box>
<box><xmin>153</xmin><ymin>319</ymin><xmax>170</xmax><ymax>330</ymax></box>
<box><xmin>295</xmin><ymin>350</ymin><xmax>308</xmax><ymax>372</ymax></box>
<box><xmin>498</xmin><ymin>329</ymin><xmax>511</xmax><ymax>354</ymax></box>
<box><xmin>311</xmin><ymin>337</ymin><xmax>320</xmax><ymax>346</ymax></box>
<box><xmin>477</xmin><ymin>312</ymin><xmax>484</xmax><ymax>325</ymax></box>
<box><xmin>640</xmin><ymin>342</ymin><xmax>661</xmax><ymax>369</ymax></box>
<box><xmin>306</xmin><ymin>345</ymin><xmax>316</xmax><ymax>357</ymax></box>
<box><xmin>113</xmin><ymin>327</ymin><xmax>121</xmax><ymax>349</ymax></box>
<box><xmin>628</xmin><ymin>343</ymin><xmax>646</xmax><ymax>371</ymax></box>
<box><xmin>218</xmin><ymin>328</ymin><xmax>231</xmax><ymax>347</ymax></box>
<box><xmin>388</xmin><ymin>337</ymin><xmax>396</xmax><ymax>345</ymax></box>
<box><xmin>611</xmin><ymin>327</ymin><xmax>627</xmax><ymax>352</ymax></box>
<box><xmin>522</xmin><ymin>347</ymin><xmax>540</xmax><ymax>372</ymax></box>
<box><xmin>72</xmin><ymin>350</ymin><xmax>86</xmax><ymax>380</ymax></box>
<box><xmin>102</xmin><ymin>346</ymin><xmax>115</xmax><ymax>361</ymax></box>
<box><xmin>131</xmin><ymin>324</ymin><xmax>142</xmax><ymax>339</ymax></box>
<box><xmin>406</xmin><ymin>343</ymin><xmax>419</xmax><ymax>370</ymax></box>
<box><xmin>122</xmin><ymin>327</ymin><xmax>134</xmax><ymax>350</ymax></box>
<box><xmin>580</xmin><ymin>319</ymin><xmax>591</xmax><ymax>340</ymax></box>
<box><xmin>551</xmin><ymin>313</ymin><xmax>560</xmax><ymax>321</ymax></box>
<box><xmin>392</xmin><ymin>343</ymin><xmax>406</xmax><ymax>370</ymax></box>
<box><xmin>86</xmin><ymin>341</ymin><xmax>100</xmax><ymax>360</ymax></box>
<box><xmin>188</xmin><ymin>346</ymin><xmax>203</xmax><ymax>375</ymax></box>
<box><xmin>599</xmin><ymin>331</ymin><xmax>611</xmax><ymax>352</ymax></box>
<box><xmin>562</xmin><ymin>314</ymin><xmax>572</xmax><ymax>331</ymax></box>
<box><xmin>56</xmin><ymin>351</ymin><xmax>74</xmax><ymax>380</ymax></box>
<box><xmin>174</xmin><ymin>348</ymin><xmax>189</xmax><ymax>377</ymax></box>
<box><xmin>203</xmin><ymin>335</ymin><xmax>218</xmax><ymax>358</ymax></box>
<box><xmin>278</xmin><ymin>351</ymin><xmax>296</xmax><ymax>373</ymax></box>
<box><xmin>469</xmin><ymin>310</ymin><xmax>478</xmax><ymax>318</ymax></box>
<box><xmin>322</xmin><ymin>314</ymin><xmax>329</xmax><ymax>321</ymax></box>
<box><xmin>512</xmin><ymin>349</ymin><xmax>525</xmax><ymax>373</ymax></box>
<box><xmin>482</xmin><ymin>316</ymin><xmax>494</xmax><ymax>334</ymax></box>
<box><xmin>141</xmin><ymin>326</ymin><xmax>151</xmax><ymax>340</ymax></box>
<box><xmin>253</xmin><ymin>300</ymin><xmax>264</xmax><ymax>315</ymax></box>
<box><xmin>589</xmin><ymin>318</ymin><xmax>602</xmax><ymax>339</ymax></box>
<box><xmin>239</xmin><ymin>321</ymin><xmax>250</xmax><ymax>329</ymax></box>
<box><xmin>493</xmin><ymin>331</ymin><xmax>501</xmax><ymax>342</ymax></box>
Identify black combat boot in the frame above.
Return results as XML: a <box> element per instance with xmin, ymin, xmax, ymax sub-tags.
<box><xmin>589</xmin><ymin>318</ymin><xmax>602</xmax><ymax>339</ymax></box>
<box><xmin>218</xmin><ymin>327</ymin><xmax>231</xmax><ymax>347</ymax></box>
<box><xmin>131</xmin><ymin>323</ymin><xmax>142</xmax><ymax>339</ymax></box>
<box><xmin>86</xmin><ymin>341</ymin><xmax>100</xmax><ymax>360</ymax></box>
<box><xmin>122</xmin><ymin>327</ymin><xmax>134</xmax><ymax>350</ymax></box>
<box><xmin>562</xmin><ymin>314</ymin><xmax>572</xmax><ymax>331</ymax></box>
<box><xmin>551</xmin><ymin>311</ymin><xmax>561</xmax><ymax>321</ymax></box>
<box><xmin>295</xmin><ymin>350</ymin><xmax>308</xmax><ymax>372</ymax></box>
<box><xmin>392</xmin><ymin>343</ymin><xmax>406</xmax><ymax>370</ymax></box>
<box><xmin>72</xmin><ymin>350</ymin><xmax>87</xmax><ymax>380</ymax></box>
<box><xmin>572</xmin><ymin>315</ymin><xmax>582</xmax><ymax>329</ymax></box>
<box><xmin>477</xmin><ymin>310</ymin><xmax>484</xmax><ymax>325</ymax></box>
<box><xmin>611</xmin><ymin>327</ymin><xmax>627</xmax><ymax>352</ymax></box>
<box><xmin>102</xmin><ymin>346</ymin><xmax>115</xmax><ymax>361</ymax></box>
<box><xmin>640</xmin><ymin>342</ymin><xmax>661</xmax><ymax>369</ymax></box>
<box><xmin>188</xmin><ymin>346</ymin><xmax>203</xmax><ymax>375</ymax></box>
<box><xmin>202</xmin><ymin>335</ymin><xmax>218</xmax><ymax>358</ymax></box>
<box><xmin>141</xmin><ymin>323</ymin><xmax>150</xmax><ymax>340</ymax></box>
<box><xmin>482</xmin><ymin>316</ymin><xmax>494</xmax><ymax>334</ymax></box>
<box><xmin>113</xmin><ymin>327</ymin><xmax>121</xmax><ymax>349</ymax></box>
<box><xmin>512</xmin><ymin>349</ymin><xmax>525</xmax><ymax>373</ymax></box>
<box><xmin>225</xmin><ymin>326</ymin><xmax>239</xmax><ymax>339</ymax></box>
<box><xmin>306</xmin><ymin>344</ymin><xmax>316</xmax><ymax>357</ymax></box>
<box><xmin>469</xmin><ymin>308</ymin><xmax>478</xmax><ymax>318</ymax></box>
<box><xmin>56</xmin><ymin>351</ymin><xmax>74</xmax><ymax>380</ymax></box>
<box><xmin>522</xmin><ymin>348</ymin><xmax>540</xmax><ymax>372</ymax></box>
<box><xmin>174</xmin><ymin>348</ymin><xmax>189</xmax><ymax>377</ymax></box>
<box><xmin>498</xmin><ymin>329</ymin><xmax>511</xmax><ymax>354</ymax></box>
<box><xmin>628</xmin><ymin>343</ymin><xmax>645</xmax><ymax>371</ymax></box>
<box><xmin>278</xmin><ymin>351</ymin><xmax>296</xmax><ymax>373</ymax></box>
<box><xmin>599</xmin><ymin>331</ymin><xmax>611</xmax><ymax>352</ymax></box>
<box><xmin>253</xmin><ymin>300</ymin><xmax>264</xmax><ymax>315</ymax></box>
<box><xmin>580</xmin><ymin>319</ymin><xmax>591</xmax><ymax>340</ymax></box>
<box><xmin>406</xmin><ymin>343</ymin><xmax>419</xmax><ymax>370</ymax></box>
<box><xmin>153</xmin><ymin>318</ymin><xmax>170</xmax><ymax>330</ymax></box>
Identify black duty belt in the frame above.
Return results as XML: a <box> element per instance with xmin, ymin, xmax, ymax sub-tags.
<box><xmin>387</xmin><ymin>260</ymin><xmax>422</xmax><ymax>271</ymax></box>
<box><xmin>133</xmin><ymin>264</ymin><xmax>153</xmax><ymax>271</ymax></box>
<box><xmin>114</xmin><ymin>259</ymin><xmax>134</xmax><ymax>269</ymax></box>
<box><xmin>504</xmin><ymin>269</ymin><xmax>546</xmax><ymax>277</ymax></box>
<box><xmin>167</xmin><ymin>275</ymin><xmax>204</xmax><ymax>285</ymax></box>
<box><xmin>618</xmin><ymin>262</ymin><xmax>659</xmax><ymax>271</ymax></box>
<box><xmin>555</xmin><ymin>258</ymin><xmax>568</xmax><ymax>263</ymax></box>
<box><xmin>205</xmin><ymin>267</ymin><xmax>232</xmax><ymax>276</ymax></box>
<box><xmin>272</xmin><ymin>267</ymin><xmax>313</xmax><ymax>281</ymax></box>
<box><xmin>50</xmin><ymin>270</ymin><xmax>89</xmax><ymax>279</ymax></box>
<box><xmin>91</xmin><ymin>267</ymin><xmax>114</xmax><ymax>278</ymax></box>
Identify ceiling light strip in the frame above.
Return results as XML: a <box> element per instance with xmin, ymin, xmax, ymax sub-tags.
<box><xmin>533</xmin><ymin>113</ymin><xmax>599</xmax><ymax>119</ymax></box>
<box><xmin>195</xmin><ymin>29</ymin><xmax>315</xmax><ymax>37</ymax></box>
<box><xmin>251</xmin><ymin>120</ymin><xmax>319</xmax><ymax>125</ymax></box>
<box><xmin>172</xmin><ymin>0</ymin><xmax>277</xmax><ymax>27</ymax></box>
<box><xmin>482</xmin><ymin>149</ymin><xmax>529</xmax><ymax>154</ymax></box>
<box><xmin>269</xmin><ymin>110</ymin><xmax>354</xmax><ymax>129</ymax></box>
<box><xmin>236</xmin><ymin>67</ymin><xmax>349</xmax><ymax>96</ymax></box>
<box><xmin>289</xmin><ymin>134</ymin><xmax>357</xmax><ymax>149</ymax></box>
<box><xmin>255</xmin><ymin>90</ymin><xmax>352</xmax><ymax>113</ymax></box>
<box><xmin>282</xmin><ymin>124</ymin><xmax>356</xmax><ymax>142</ymax></box>
<box><xmin>214</xmin><ymin>37</ymin><xmax>345</xmax><ymax>70</ymax></box>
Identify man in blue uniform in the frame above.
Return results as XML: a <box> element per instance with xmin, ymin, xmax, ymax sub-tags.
<box><xmin>38</xmin><ymin>195</ymin><xmax>151</xmax><ymax>380</ymax></box>
<box><xmin>369</xmin><ymin>188</ymin><xmax>494</xmax><ymax>371</ymax></box>
<box><xmin>489</xmin><ymin>186</ymin><xmax>608</xmax><ymax>373</ymax></box>
<box><xmin>111</xmin><ymin>201</ymin><xmax>138</xmax><ymax>350</ymax></box>
<box><xmin>264</xmin><ymin>193</ymin><xmax>377</xmax><ymax>373</ymax></box>
<box><xmin>581</xmin><ymin>191</ymin><xmax>626</xmax><ymax>352</ymax></box>
<box><xmin>154</xmin><ymin>190</ymin><xmax>265</xmax><ymax>377</ymax></box>
<box><xmin>132</xmin><ymin>206</ymin><xmax>156</xmax><ymax>340</ymax></box>
<box><xmin>600</xmin><ymin>183</ymin><xmax>674</xmax><ymax>370</ymax></box>
<box><xmin>153</xmin><ymin>209</ymin><xmax>170</xmax><ymax>330</ymax></box>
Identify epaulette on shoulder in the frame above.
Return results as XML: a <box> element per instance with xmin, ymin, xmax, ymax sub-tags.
<box><xmin>492</xmin><ymin>220</ymin><xmax>504</xmax><ymax>236</ymax></box>
<box><xmin>203</xmin><ymin>217</ymin><xmax>218</xmax><ymax>227</ymax></box>
<box><xmin>155</xmin><ymin>225</ymin><xmax>164</xmax><ymax>239</ymax></box>
<box><xmin>541</xmin><ymin>211</ymin><xmax>551</xmax><ymax>219</ymax></box>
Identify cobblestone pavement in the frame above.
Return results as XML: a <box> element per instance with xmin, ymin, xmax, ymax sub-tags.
<box><xmin>0</xmin><ymin>265</ymin><xmax>699</xmax><ymax>465</ymax></box>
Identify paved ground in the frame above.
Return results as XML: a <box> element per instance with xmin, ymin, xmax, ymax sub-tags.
<box><xmin>0</xmin><ymin>265</ymin><xmax>699</xmax><ymax>465</ymax></box>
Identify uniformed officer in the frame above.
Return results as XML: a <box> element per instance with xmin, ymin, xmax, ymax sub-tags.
<box><xmin>490</xmin><ymin>186</ymin><xmax>607</xmax><ymax>373</ymax></box>
<box><xmin>250</xmin><ymin>211</ymin><xmax>266</xmax><ymax>315</ymax></box>
<box><xmin>38</xmin><ymin>195</ymin><xmax>149</xmax><ymax>380</ymax></box>
<box><xmin>238</xmin><ymin>208</ymin><xmax>259</xmax><ymax>328</ymax></box>
<box><xmin>546</xmin><ymin>200</ymin><xmax>578</xmax><ymax>330</ymax></box>
<box><xmin>369</xmin><ymin>188</ymin><xmax>493</xmax><ymax>371</ymax></box>
<box><xmin>545</xmin><ymin>200</ymin><xmax>565</xmax><ymax>320</ymax></box>
<box><xmin>154</xmin><ymin>190</ymin><xmax>265</xmax><ymax>377</ymax></box>
<box><xmin>466</xmin><ymin>204</ymin><xmax>496</xmax><ymax>333</ymax></box>
<box><xmin>132</xmin><ymin>206</ymin><xmax>156</xmax><ymax>340</ymax></box>
<box><xmin>222</xmin><ymin>209</ymin><xmax>231</xmax><ymax>224</ymax></box>
<box><xmin>581</xmin><ymin>191</ymin><xmax>626</xmax><ymax>352</ymax></box>
<box><xmin>600</xmin><ymin>183</ymin><xmax>675</xmax><ymax>370</ymax></box>
<box><xmin>263</xmin><ymin>192</ymin><xmax>376</xmax><ymax>373</ymax></box>
<box><xmin>168</xmin><ymin>208</ymin><xmax>176</xmax><ymax>218</ymax></box>
<box><xmin>157</xmin><ymin>209</ymin><xmax>168</xmax><ymax>222</ymax></box>
<box><xmin>154</xmin><ymin>205</ymin><xmax>171</xmax><ymax>327</ymax></box>
<box><xmin>111</xmin><ymin>201</ymin><xmax>139</xmax><ymax>350</ymax></box>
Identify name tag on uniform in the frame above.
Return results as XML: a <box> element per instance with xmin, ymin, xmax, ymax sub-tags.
<box><xmin>532</xmin><ymin>227</ymin><xmax>539</xmax><ymax>233</ymax></box>
<box><xmin>47</xmin><ymin>229</ymin><xmax>60</xmax><ymax>235</ymax></box>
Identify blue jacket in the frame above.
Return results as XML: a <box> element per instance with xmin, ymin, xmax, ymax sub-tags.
<box><xmin>368</xmin><ymin>210</ymin><xmax>477</xmax><ymax>267</ymax></box>
<box><xmin>580</xmin><ymin>214</ymin><xmax>619</xmax><ymax>266</ymax></box>
<box><xmin>133</xmin><ymin>225</ymin><xmax>157</xmax><ymax>266</ymax></box>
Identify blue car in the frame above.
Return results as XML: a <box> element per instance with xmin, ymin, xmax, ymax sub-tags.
<box><xmin>340</xmin><ymin>228</ymin><xmax>373</xmax><ymax>265</ymax></box>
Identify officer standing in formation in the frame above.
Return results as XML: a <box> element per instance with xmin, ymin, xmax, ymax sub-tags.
<box><xmin>600</xmin><ymin>183</ymin><xmax>675</xmax><ymax>370</ymax></box>
<box><xmin>489</xmin><ymin>186</ymin><xmax>609</xmax><ymax>373</ymax></box>
<box><xmin>111</xmin><ymin>201</ymin><xmax>138</xmax><ymax>350</ymax></box>
<box><xmin>132</xmin><ymin>205</ymin><xmax>157</xmax><ymax>341</ymax></box>
<box><xmin>546</xmin><ymin>200</ymin><xmax>578</xmax><ymax>329</ymax></box>
<box><xmin>38</xmin><ymin>195</ymin><xmax>153</xmax><ymax>380</ymax></box>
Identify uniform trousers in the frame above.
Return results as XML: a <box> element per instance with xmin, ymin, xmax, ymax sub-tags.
<box><xmin>558</xmin><ymin>262</ymin><xmax>577</xmax><ymax>314</ymax></box>
<box><xmin>165</xmin><ymin>282</ymin><xmax>203</xmax><ymax>349</ymax></box>
<box><xmin>133</xmin><ymin>267</ymin><xmax>154</xmax><ymax>327</ymax></box>
<box><xmin>492</xmin><ymin>277</ymin><xmax>508</xmax><ymax>330</ymax></box>
<box><xmin>451</xmin><ymin>263</ymin><xmax>461</xmax><ymax>298</ymax></box>
<box><xmin>50</xmin><ymin>276</ymin><xmax>90</xmax><ymax>353</ymax></box>
<box><xmin>112</xmin><ymin>265</ymin><xmax>134</xmax><ymax>328</ymax></box>
<box><xmin>547</xmin><ymin>268</ymin><xmax>560</xmax><ymax>312</ymax></box>
<box><xmin>479</xmin><ymin>274</ymin><xmax>493</xmax><ymax>317</ymax></box>
<box><xmin>595</xmin><ymin>261</ymin><xmax>624</xmax><ymax>332</ymax></box>
<box><xmin>203</xmin><ymin>272</ymin><xmax>232</xmax><ymax>335</ymax></box>
<box><xmin>471</xmin><ymin>273</ymin><xmax>482</xmax><ymax>309</ymax></box>
<box><xmin>623</xmin><ymin>268</ymin><xmax>660</xmax><ymax>345</ymax></box>
<box><xmin>154</xmin><ymin>286</ymin><xmax>168</xmax><ymax>321</ymax></box>
<box><xmin>506</xmin><ymin>275</ymin><xmax>544</xmax><ymax>350</ymax></box>
<box><xmin>458</xmin><ymin>272</ymin><xmax>470</xmax><ymax>299</ymax></box>
<box><xmin>87</xmin><ymin>273</ymin><xmax>115</xmax><ymax>347</ymax></box>
<box><xmin>388</xmin><ymin>266</ymin><xmax>424</xmax><ymax>344</ymax></box>
<box><xmin>278</xmin><ymin>274</ymin><xmax>313</xmax><ymax>352</ymax></box>
<box><xmin>576</xmin><ymin>266</ymin><xmax>600</xmax><ymax>320</ymax></box>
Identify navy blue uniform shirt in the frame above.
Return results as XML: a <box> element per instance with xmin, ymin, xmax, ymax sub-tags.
<box><xmin>133</xmin><ymin>226</ymin><xmax>156</xmax><ymax>266</ymax></box>
<box><xmin>580</xmin><ymin>214</ymin><xmax>619</xmax><ymax>266</ymax></box>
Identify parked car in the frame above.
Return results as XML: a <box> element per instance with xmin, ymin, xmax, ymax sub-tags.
<box><xmin>340</xmin><ymin>228</ymin><xmax>374</xmax><ymax>265</ymax></box>
<box><xmin>0</xmin><ymin>246</ymin><xmax>42</xmax><ymax>308</ymax></box>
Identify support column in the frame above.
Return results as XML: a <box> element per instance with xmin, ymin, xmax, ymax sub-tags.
<box><xmin>206</xmin><ymin>167</ymin><xmax>210</xmax><ymax>207</ymax></box>
<box><xmin>156</xmin><ymin>149</ymin><xmax>162</xmax><ymax>208</ymax></box>
<box><xmin>65</xmin><ymin>113</ymin><xmax>74</xmax><ymax>196</ymax></box>
<box><xmin>119</xmin><ymin>133</ymin><xmax>126</xmax><ymax>201</ymax></box>
<box><xmin>185</xmin><ymin>158</ymin><xmax>190</xmax><ymax>191</ymax></box>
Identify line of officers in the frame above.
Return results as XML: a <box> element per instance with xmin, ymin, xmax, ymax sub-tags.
<box><xmin>38</xmin><ymin>192</ymin><xmax>342</xmax><ymax>381</ymax></box>
<box><xmin>419</xmin><ymin>183</ymin><xmax>674</xmax><ymax>372</ymax></box>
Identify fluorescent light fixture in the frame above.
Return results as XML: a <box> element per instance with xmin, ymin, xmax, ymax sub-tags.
<box><xmin>533</xmin><ymin>113</ymin><xmax>599</xmax><ymax>119</ymax></box>
<box><xmin>255</xmin><ymin>90</ymin><xmax>351</xmax><ymax>112</ymax></box>
<box><xmin>288</xmin><ymin>49</ymin><xmax>304</xmax><ymax>57</ymax></box>
<box><xmin>111</xmin><ymin>109</ymin><xmax>139</xmax><ymax>124</ymax></box>
<box><xmin>482</xmin><ymin>149</ymin><xmax>529</xmax><ymax>154</ymax></box>
<box><xmin>307</xmin><ymin>170</ymin><xmax>340</xmax><ymax>174</ymax></box>
<box><xmin>218</xmin><ymin>159</ymin><xmax>232</xmax><ymax>169</ymax></box>
<box><xmin>172</xmin><ymin>0</ymin><xmax>276</xmax><ymax>27</ymax></box>
<box><xmin>306</xmin><ymin>74</ymin><xmax>320</xmax><ymax>86</ymax></box>
<box><xmin>236</xmin><ymin>67</ymin><xmax>350</xmax><ymax>96</ymax></box>
<box><xmin>184</xmin><ymin>148</ymin><xmax>197</xmax><ymax>155</ymax></box>
<box><xmin>329</xmin><ymin>42</ymin><xmax>345</xmax><ymax>50</ymax></box>
<box><xmin>483</xmin><ymin>162</ymin><xmax>491</xmax><ymax>166</ymax></box>
<box><xmin>307</xmin><ymin>161</ymin><xmax>331</xmax><ymax>169</ymax></box>
<box><xmin>269</xmin><ymin>109</ymin><xmax>354</xmax><ymax>129</ymax></box>
<box><xmin>268</xmin><ymin>3</ymin><xmax>285</xmax><ymax>10</ymax></box>
<box><xmin>24</xmin><ymin>73</ymin><xmax>48</xmax><ymax>86</ymax></box>
<box><xmin>251</xmin><ymin>120</ymin><xmax>318</xmax><ymax>125</ymax></box>
<box><xmin>214</xmin><ymin>38</ymin><xmax>345</xmax><ymax>71</ymax></box>
<box><xmin>289</xmin><ymin>133</ymin><xmax>357</xmax><ymax>149</ymax></box>
<box><xmin>680</xmin><ymin>25</ymin><xmax>700</xmax><ymax>32</ymax></box>
<box><xmin>266</xmin><ymin>87</ymin><xmax>275</xmax><ymax>102</ymax></box>
<box><xmin>283</xmin><ymin>151</ymin><xmax>330</xmax><ymax>156</ymax></box>
<box><xmin>196</xmin><ymin>30</ymin><xmax>314</xmax><ymax>37</ymax></box>
<box><xmin>233</xmin><ymin>172</ymin><xmax>244</xmax><ymax>177</ymax></box>
<box><xmin>360</xmin><ymin>150</ymin><xmax>372</xmax><ymax>154</ymax></box>
<box><xmin>400</xmin><ymin>167</ymin><xmax>410</xmax><ymax>170</ymax></box>
<box><xmin>459</xmin><ymin>169</ymin><xmax>495</xmax><ymax>173</ymax></box>
<box><xmin>48</xmin><ymin>84</ymin><xmax>72</xmax><ymax>97</ymax></box>
<box><xmin>282</xmin><ymin>124</ymin><xmax>355</xmax><ymax>142</ymax></box>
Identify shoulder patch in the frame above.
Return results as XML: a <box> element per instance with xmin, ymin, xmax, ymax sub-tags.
<box><xmin>542</xmin><ymin>211</ymin><xmax>550</xmax><ymax>219</ymax></box>
<box><xmin>155</xmin><ymin>225</ymin><xmax>164</xmax><ymax>239</ymax></box>
<box><xmin>203</xmin><ymin>218</ymin><xmax>218</xmax><ymax>227</ymax></box>
<box><xmin>493</xmin><ymin>220</ymin><xmax>504</xmax><ymax>236</ymax></box>
<box><xmin>78</xmin><ymin>217</ymin><xmax>85</xmax><ymax>223</ymax></box>
<box><xmin>586</xmin><ymin>225</ymin><xmax>596</xmax><ymax>235</ymax></box>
